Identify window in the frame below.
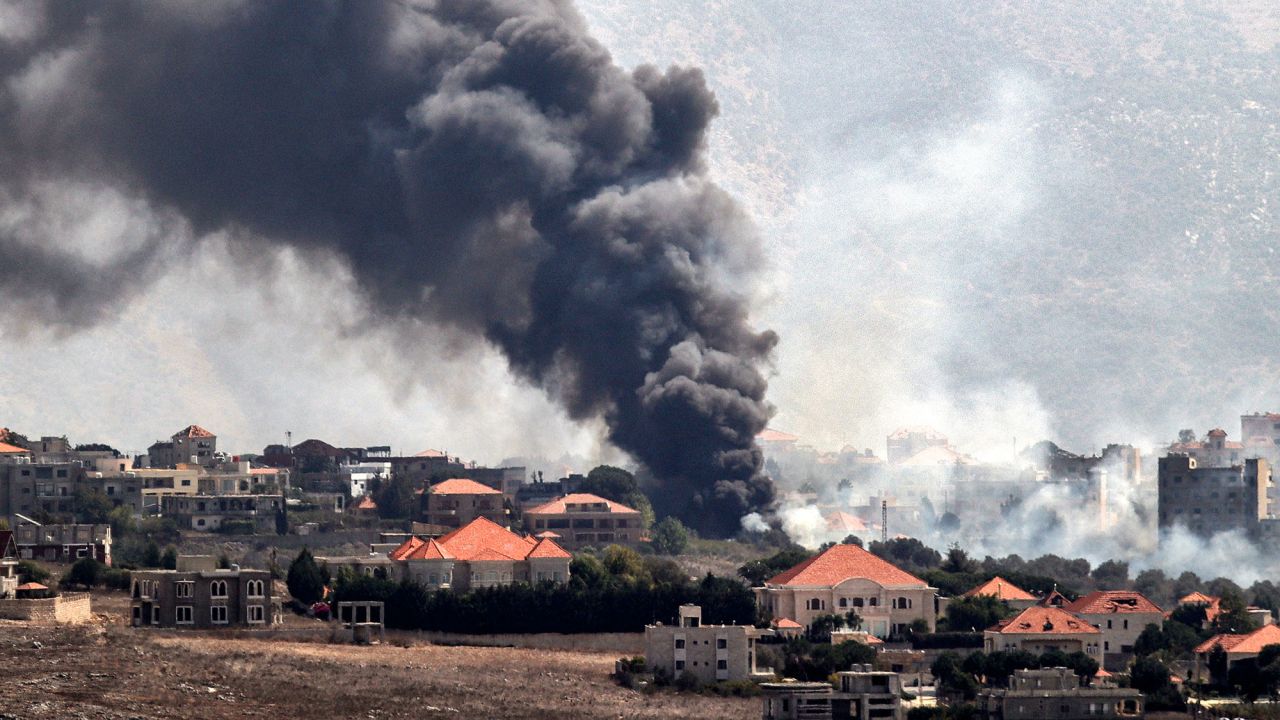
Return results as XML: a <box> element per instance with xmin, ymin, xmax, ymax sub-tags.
<box><xmin>853</xmin><ymin>598</ymin><xmax>864</xmax><ymax>607</ymax></box>
<box><xmin>429</xmin><ymin>573</ymin><xmax>439</xmax><ymax>585</ymax></box>
<box><xmin>675</xmin><ymin>660</ymin><xmax>684</xmax><ymax>671</ymax></box>
<box><xmin>210</xmin><ymin>580</ymin><xmax>228</xmax><ymax>598</ymax></box>
<box><xmin>176</xmin><ymin>581</ymin><xmax>194</xmax><ymax>598</ymax></box>
<box><xmin>1106</xmin><ymin>619</ymin><xmax>1112</xmax><ymax>629</ymax></box>
<box><xmin>247</xmin><ymin>580</ymin><xmax>264</xmax><ymax>598</ymax></box>
<box><xmin>869</xmin><ymin>598</ymin><xmax>878</xmax><ymax>607</ymax></box>
<box><xmin>717</xmin><ymin>638</ymin><xmax>727</xmax><ymax>649</ymax></box>
<box><xmin>211</xmin><ymin>606</ymin><xmax>228</xmax><ymax>624</ymax></box>
<box><xmin>176</xmin><ymin>606</ymin><xmax>193</xmax><ymax>625</ymax></box>
<box><xmin>717</xmin><ymin>660</ymin><xmax>727</xmax><ymax>670</ymax></box>
<box><xmin>839</xmin><ymin>597</ymin><xmax>848</xmax><ymax>608</ymax></box>
<box><xmin>1123</xmin><ymin>619</ymin><xmax>1128</xmax><ymax>630</ymax></box>
<box><xmin>248</xmin><ymin>605</ymin><xmax>265</xmax><ymax>624</ymax></box>
<box><xmin>675</xmin><ymin>639</ymin><xmax>685</xmax><ymax>649</ymax></box>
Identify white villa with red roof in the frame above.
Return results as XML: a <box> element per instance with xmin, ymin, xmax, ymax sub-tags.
<box><xmin>388</xmin><ymin>517</ymin><xmax>571</xmax><ymax>591</ymax></box>
<box><xmin>523</xmin><ymin>493</ymin><xmax>644</xmax><ymax>548</ymax></box>
<box><xmin>754</xmin><ymin>543</ymin><xmax>938</xmax><ymax>637</ymax></box>
<box><xmin>1064</xmin><ymin>590</ymin><xmax>1164</xmax><ymax>670</ymax></box>
<box><xmin>985</xmin><ymin>606</ymin><xmax>1102</xmax><ymax>658</ymax></box>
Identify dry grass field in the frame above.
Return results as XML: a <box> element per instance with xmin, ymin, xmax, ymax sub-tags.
<box><xmin>0</xmin><ymin>593</ymin><xmax>756</xmax><ymax>720</ymax></box>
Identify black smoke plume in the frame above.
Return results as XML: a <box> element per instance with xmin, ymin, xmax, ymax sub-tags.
<box><xmin>0</xmin><ymin>0</ymin><xmax>776</xmax><ymax>534</ymax></box>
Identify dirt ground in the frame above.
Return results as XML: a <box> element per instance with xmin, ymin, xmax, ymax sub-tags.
<box><xmin>0</xmin><ymin>593</ymin><xmax>756</xmax><ymax>720</ymax></box>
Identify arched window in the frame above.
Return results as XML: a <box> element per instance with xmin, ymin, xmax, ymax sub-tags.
<box><xmin>853</xmin><ymin>598</ymin><xmax>864</xmax><ymax>608</ymax></box>
<box><xmin>895</xmin><ymin>596</ymin><xmax>911</xmax><ymax>609</ymax></box>
<box><xmin>211</xmin><ymin>580</ymin><xmax>228</xmax><ymax>598</ymax></box>
<box><xmin>247</xmin><ymin>580</ymin><xmax>263</xmax><ymax>597</ymax></box>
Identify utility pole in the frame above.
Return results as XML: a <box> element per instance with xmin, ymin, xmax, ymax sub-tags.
<box><xmin>881</xmin><ymin>500</ymin><xmax>888</xmax><ymax>543</ymax></box>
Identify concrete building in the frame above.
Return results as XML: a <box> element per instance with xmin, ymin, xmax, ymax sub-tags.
<box><xmin>387</xmin><ymin>517</ymin><xmax>571</xmax><ymax>591</ymax></box>
<box><xmin>129</xmin><ymin>556</ymin><xmax>280</xmax><ymax>629</ymax></box>
<box><xmin>1157</xmin><ymin>455</ymin><xmax>1270</xmax><ymax>538</ymax></box>
<box><xmin>13</xmin><ymin>519</ymin><xmax>111</xmax><ymax>564</ymax></box>
<box><xmin>984</xmin><ymin>606</ymin><xmax>1102</xmax><ymax>659</ymax></box>
<box><xmin>160</xmin><ymin>494</ymin><xmax>283</xmax><ymax>532</ymax></box>
<box><xmin>1167</xmin><ymin>428</ymin><xmax>1245</xmax><ymax>468</ymax></box>
<box><xmin>886</xmin><ymin>427</ymin><xmax>949</xmax><ymax>465</ymax></box>
<box><xmin>1193</xmin><ymin>623</ymin><xmax>1280</xmax><ymax>682</ymax></box>
<box><xmin>149</xmin><ymin>425</ymin><xmax>217</xmax><ymax>468</ymax></box>
<box><xmin>978</xmin><ymin>667</ymin><xmax>1142</xmax><ymax>719</ymax></box>
<box><xmin>523</xmin><ymin>492</ymin><xmax>644</xmax><ymax>548</ymax></box>
<box><xmin>423</xmin><ymin>478</ymin><xmax>508</xmax><ymax>529</ymax></box>
<box><xmin>761</xmin><ymin>667</ymin><xmax>905</xmax><ymax>720</ymax></box>
<box><xmin>339</xmin><ymin>461</ymin><xmax>391</xmax><ymax>498</ymax></box>
<box><xmin>755</xmin><ymin>543</ymin><xmax>938</xmax><ymax>637</ymax></box>
<box><xmin>0</xmin><ymin>461</ymin><xmax>84</xmax><ymax>518</ymax></box>
<box><xmin>1064</xmin><ymin>591</ymin><xmax>1163</xmax><ymax>671</ymax></box>
<box><xmin>1243</xmin><ymin>412</ymin><xmax>1280</xmax><ymax>464</ymax></box>
<box><xmin>645</xmin><ymin>604</ymin><xmax>769</xmax><ymax>685</ymax></box>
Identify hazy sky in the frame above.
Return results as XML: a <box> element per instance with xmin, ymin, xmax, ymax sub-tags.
<box><xmin>4</xmin><ymin>1</ymin><xmax>1280</xmax><ymax>465</ymax></box>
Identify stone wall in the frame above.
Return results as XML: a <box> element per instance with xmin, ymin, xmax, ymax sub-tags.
<box><xmin>0</xmin><ymin>593</ymin><xmax>93</xmax><ymax>623</ymax></box>
<box><xmin>412</xmin><ymin>630</ymin><xmax>643</xmax><ymax>654</ymax></box>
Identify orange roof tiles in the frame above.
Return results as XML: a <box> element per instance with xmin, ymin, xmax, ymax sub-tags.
<box><xmin>388</xmin><ymin>517</ymin><xmax>570</xmax><ymax>563</ymax></box>
<box><xmin>174</xmin><ymin>425</ymin><xmax>215</xmax><ymax>438</ymax></box>
<box><xmin>1066</xmin><ymin>591</ymin><xmax>1163</xmax><ymax>615</ymax></box>
<box><xmin>527</xmin><ymin>537</ymin><xmax>572</xmax><ymax>559</ymax></box>
<box><xmin>765</xmin><ymin>543</ymin><xmax>927</xmax><ymax>588</ymax></box>
<box><xmin>825</xmin><ymin>511</ymin><xmax>869</xmax><ymax>534</ymax></box>
<box><xmin>353</xmin><ymin>495</ymin><xmax>378</xmax><ymax>510</ymax></box>
<box><xmin>988</xmin><ymin>606</ymin><xmax>1100</xmax><ymax>635</ymax></box>
<box><xmin>415</xmin><ymin>448</ymin><xmax>447</xmax><ymax>458</ymax></box>
<box><xmin>772</xmin><ymin>618</ymin><xmax>803</xmax><ymax>629</ymax></box>
<box><xmin>757</xmin><ymin>428</ymin><xmax>800</xmax><ymax>443</ymax></box>
<box><xmin>0</xmin><ymin>441</ymin><xmax>29</xmax><ymax>454</ymax></box>
<box><xmin>1180</xmin><ymin>592</ymin><xmax>1217</xmax><ymax>605</ymax></box>
<box><xmin>525</xmin><ymin>493</ymin><xmax>638</xmax><ymax>515</ymax></box>
<box><xmin>964</xmin><ymin>576</ymin><xmax>1037</xmax><ymax>602</ymax></box>
<box><xmin>430</xmin><ymin>478</ymin><xmax>500</xmax><ymax>495</ymax></box>
<box><xmin>1195</xmin><ymin>624</ymin><xmax>1280</xmax><ymax>655</ymax></box>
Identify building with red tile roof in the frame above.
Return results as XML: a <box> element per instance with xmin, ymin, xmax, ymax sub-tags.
<box><xmin>962</xmin><ymin>577</ymin><xmax>1037</xmax><ymax>609</ymax></box>
<box><xmin>387</xmin><ymin>517</ymin><xmax>570</xmax><ymax>591</ymax></box>
<box><xmin>351</xmin><ymin>495</ymin><xmax>378</xmax><ymax>518</ymax></box>
<box><xmin>1065</xmin><ymin>591</ymin><xmax>1165</xmax><ymax>670</ymax></box>
<box><xmin>984</xmin><ymin>606</ymin><xmax>1102</xmax><ymax>659</ymax></box>
<box><xmin>423</xmin><ymin>478</ymin><xmax>508</xmax><ymax>529</ymax></box>
<box><xmin>1192</xmin><ymin>623</ymin><xmax>1280</xmax><ymax>682</ymax></box>
<box><xmin>523</xmin><ymin>493</ymin><xmax>644</xmax><ymax>548</ymax></box>
<box><xmin>824</xmin><ymin>511</ymin><xmax>869</xmax><ymax>535</ymax></box>
<box><xmin>149</xmin><ymin>424</ymin><xmax>217</xmax><ymax>468</ymax></box>
<box><xmin>0</xmin><ymin>441</ymin><xmax>31</xmax><ymax>459</ymax></box>
<box><xmin>754</xmin><ymin>543</ymin><xmax>938</xmax><ymax>637</ymax></box>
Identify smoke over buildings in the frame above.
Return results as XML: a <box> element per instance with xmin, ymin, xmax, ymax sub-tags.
<box><xmin>0</xmin><ymin>1</ymin><xmax>775</xmax><ymax>533</ymax></box>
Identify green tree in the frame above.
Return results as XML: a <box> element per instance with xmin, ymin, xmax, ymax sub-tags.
<box><xmin>580</xmin><ymin>465</ymin><xmax>654</xmax><ymax>528</ymax></box>
<box><xmin>738</xmin><ymin>547</ymin><xmax>813</xmax><ymax>585</ymax></box>
<box><xmin>945</xmin><ymin>595</ymin><xmax>1009</xmax><ymax>632</ymax></box>
<box><xmin>287</xmin><ymin>547</ymin><xmax>326</xmax><ymax>604</ymax></box>
<box><xmin>1131</xmin><ymin>655</ymin><xmax>1184</xmax><ymax>710</ymax></box>
<box><xmin>73</xmin><ymin>488</ymin><xmax>114</xmax><ymax>525</ymax></box>
<box><xmin>65</xmin><ymin>557</ymin><xmax>103</xmax><ymax>589</ymax></box>
<box><xmin>941</xmin><ymin>544</ymin><xmax>977</xmax><ymax>574</ymax></box>
<box><xmin>160</xmin><ymin>546</ymin><xmax>178</xmax><ymax>570</ymax></box>
<box><xmin>601</xmin><ymin>544</ymin><xmax>646</xmax><ymax>580</ymax></box>
<box><xmin>143</xmin><ymin>540</ymin><xmax>162</xmax><ymax>568</ymax></box>
<box><xmin>1091</xmin><ymin>559</ymin><xmax>1129</xmax><ymax>589</ymax></box>
<box><xmin>650</xmin><ymin>516</ymin><xmax>690</xmax><ymax>555</ymax></box>
<box><xmin>375</xmin><ymin>474</ymin><xmax>418</xmax><ymax>519</ymax></box>
<box><xmin>1213</xmin><ymin>590</ymin><xmax>1259</xmax><ymax>634</ymax></box>
<box><xmin>16</xmin><ymin>560</ymin><xmax>49</xmax><ymax>585</ymax></box>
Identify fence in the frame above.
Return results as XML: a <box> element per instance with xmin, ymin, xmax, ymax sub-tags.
<box><xmin>0</xmin><ymin>592</ymin><xmax>93</xmax><ymax>623</ymax></box>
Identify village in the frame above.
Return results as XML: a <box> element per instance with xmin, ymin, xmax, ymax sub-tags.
<box><xmin>1</xmin><ymin>419</ymin><xmax>1280</xmax><ymax>719</ymax></box>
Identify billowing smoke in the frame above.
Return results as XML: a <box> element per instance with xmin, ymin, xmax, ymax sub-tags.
<box><xmin>0</xmin><ymin>0</ymin><xmax>775</xmax><ymax>533</ymax></box>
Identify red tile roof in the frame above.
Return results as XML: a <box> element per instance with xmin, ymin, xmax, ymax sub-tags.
<box><xmin>0</xmin><ymin>441</ymin><xmax>29</xmax><ymax>454</ymax></box>
<box><xmin>173</xmin><ymin>425</ymin><xmax>215</xmax><ymax>439</ymax></box>
<box><xmin>988</xmin><ymin>606</ymin><xmax>1100</xmax><ymax>636</ymax></box>
<box><xmin>430</xmin><ymin>478</ymin><xmax>500</xmax><ymax>496</ymax></box>
<box><xmin>964</xmin><ymin>576</ymin><xmax>1037</xmax><ymax>602</ymax></box>
<box><xmin>353</xmin><ymin>495</ymin><xmax>378</xmax><ymax>510</ymax></box>
<box><xmin>825</xmin><ymin>511</ymin><xmax>869</xmax><ymax>534</ymax></box>
<box><xmin>1195</xmin><ymin>624</ymin><xmax>1280</xmax><ymax>655</ymax></box>
<box><xmin>1066</xmin><ymin>591</ymin><xmax>1163</xmax><ymax>615</ymax></box>
<box><xmin>527</xmin><ymin>537</ymin><xmax>572</xmax><ymax>559</ymax></box>
<box><xmin>415</xmin><ymin>449</ymin><xmax>447</xmax><ymax>458</ymax></box>
<box><xmin>525</xmin><ymin>493</ymin><xmax>638</xmax><ymax>515</ymax></box>
<box><xmin>772</xmin><ymin>618</ymin><xmax>803</xmax><ymax>629</ymax></box>
<box><xmin>757</xmin><ymin>428</ymin><xmax>800</xmax><ymax>443</ymax></box>
<box><xmin>15</xmin><ymin>582</ymin><xmax>47</xmax><ymax>591</ymax></box>
<box><xmin>388</xmin><ymin>518</ymin><xmax>570</xmax><ymax>563</ymax></box>
<box><xmin>765</xmin><ymin>543</ymin><xmax>927</xmax><ymax>588</ymax></box>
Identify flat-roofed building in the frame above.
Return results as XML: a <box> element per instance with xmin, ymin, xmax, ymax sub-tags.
<box><xmin>644</xmin><ymin>605</ymin><xmax>769</xmax><ymax>685</ymax></box>
<box><xmin>1157</xmin><ymin>455</ymin><xmax>1269</xmax><ymax>538</ymax></box>
<box><xmin>979</xmin><ymin>667</ymin><xmax>1141</xmax><ymax>719</ymax></box>
<box><xmin>129</xmin><ymin>556</ymin><xmax>281</xmax><ymax>629</ymax></box>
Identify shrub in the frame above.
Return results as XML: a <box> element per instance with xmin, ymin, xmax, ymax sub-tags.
<box><xmin>675</xmin><ymin>671</ymin><xmax>701</xmax><ymax>692</ymax></box>
<box><xmin>16</xmin><ymin>560</ymin><xmax>49</xmax><ymax>585</ymax></box>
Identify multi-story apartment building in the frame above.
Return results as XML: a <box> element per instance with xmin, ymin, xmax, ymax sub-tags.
<box><xmin>160</xmin><ymin>494</ymin><xmax>284</xmax><ymax>532</ymax></box>
<box><xmin>14</xmin><ymin>520</ymin><xmax>112</xmax><ymax>564</ymax></box>
<box><xmin>761</xmin><ymin>667</ymin><xmax>906</xmax><ymax>720</ymax></box>
<box><xmin>979</xmin><ymin>668</ymin><xmax>1142</xmax><ymax>719</ymax></box>
<box><xmin>339</xmin><ymin>461</ymin><xmax>391</xmax><ymax>498</ymax></box>
<box><xmin>644</xmin><ymin>604</ymin><xmax>768</xmax><ymax>684</ymax></box>
<box><xmin>0</xmin><ymin>462</ymin><xmax>84</xmax><ymax>518</ymax></box>
<box><xmin>523</xmin><ymin>493</ymin><xmax>644</xmax><ymax>548</ymax></box>
<box><xmin>1166</xmin><ymin>428</ymin><xmax>1246</xmax><ymax>467</ymax></box>
<box><xmin>754</xmin><ymin>543</ymin><xmax>939</xmax><ymax>637</ymax></box>
<box><xmin>148</xmin><ymin>425</ymin><xmax>217</xmax><ymax>468</ymax></box>
<box><xmin>1157</xmin><ymin>455</ymin><xmax>1270</xmax><ymax>538</ymax></box>
<box><xmin>422</xmin><ymin>478</ymin><xmax>508</xmax><ymax>529</ymax></box>
<box><xmin>1242</xmin><ymin>412</ymin><xmax>1280</xmax><ymax>464</ymax></box>
<box><xmin>129</xmin><ymin>556</ymin><xmax>280</xmax><ymax>628</ymax></box>
<box><xmin>1064</xmin><ymin>591</ymin><xmax>1163</xmax><ymax>671</ymax></box>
